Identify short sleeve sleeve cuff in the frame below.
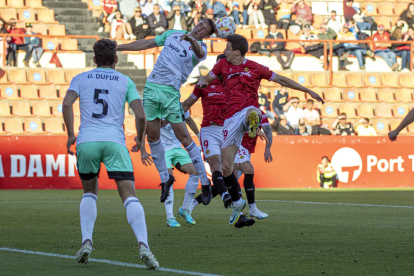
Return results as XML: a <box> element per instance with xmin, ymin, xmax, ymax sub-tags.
<box><xmin>268</xmin><ymin>72</ymin><xmax>276</xmax><ymax>82</ymax></box>
<box><xmin>126</xmin><ymin>78</ymin><xmax>141</xmax><ymax>104</ymax></box>
<box><xmin>209</xmin><ymin>71</ymin><xmax>217</xmax><ymax>79</ymax></box>
<box><xmin>68</xmin><ymin>75</ymin><xmax>80</xmax><ymax>95</ymax></box>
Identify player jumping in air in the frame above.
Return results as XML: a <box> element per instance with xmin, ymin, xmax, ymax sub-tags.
<box><xmin>62</xmin><ymin>39</ymin><xmax>159</xmax><ymax>269</ymax></box>
<box><xmin>117</xmin><ymin>20</ymin><xmax>216</xmax><ymax>205</ymax></box>
<box><xmin>197</xmin><ymin>34</ymin><xmax>324</xmax><ymax>225</ymax></box>
<box><xmin>139</xmin><ymin>111</ymin><xmax>200</xmax><ymax>227</ymax></box>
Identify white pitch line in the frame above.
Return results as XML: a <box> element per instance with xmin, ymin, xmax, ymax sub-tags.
<box><xmin>0</xmin><ymin>247</ymin><xmax>222</xmax><ymax>276</ymax></box>
<box><xmin>256</xmin><ymin>200</ymin><xmax>414</xmax><ymax>209</ymax></box>
<box><xmin>0</xmin><ymin>201</ymin><xmax>79</xmax><ymax>203</ymax></box>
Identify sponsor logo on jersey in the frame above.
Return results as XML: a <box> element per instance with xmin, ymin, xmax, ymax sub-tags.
<box><xmin>227</xmin><ymin>71</ymin><xmax>252</xmax><ymax>79</ymax></box>
<box><xmin>208</xmin><ymin>92</ymin><xmax>224</xmax><ymax>97</ymax></box>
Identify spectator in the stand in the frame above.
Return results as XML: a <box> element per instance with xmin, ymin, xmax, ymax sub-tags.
<box><xmin>345</xmin><ymin>0</ymin><xmax>371</xmax><ymax>31</ymax></box>
<box><xmin>108</xmin><ymin>10</ymin><xmax>129</xmax><ymax>39</ymax></box>
<box><xmin>7</xmin><ymin>18</ymin><xmax>30</xmax><ymax>67</ymax></box>
<box><xmin>258</xmin><ymin>87</ymin><xmax>275</xmax><ymax>119</ymax></box>
<box><xmin>246</xmin><ymin>0</ymin><xmax>266</xmax><ymax>28</ymax></box>
<box><xmin>118</xmin><ymin>0</ymin><xmax>140</xmax><ymax>22</ymax></box>
<box><xmin>264</xmin><ymin>24</ymin><xmax>294</xmax><ymax>70</ymax></box>
<box><xmin>400</xmin><ymin>3</ymin><xmax>414</xmax><ymax>28</ymax></box>
<box><xmin>299</xmin><ymin>24</ymin><xmax>324</xmax><ymax>61</ymax></box>
<box><xmin>283</xmin><ymin>97</ymin><xmax>304</xmax><ymax>130</ymax></box>
<box><xmin>230</xmin><ymin>1</ymin><xmax>247</xmax><ymax>27</ymax></box>
<box><xmin>189</xmin><ymin>0</ymin><xmax>207</xmax><ymax>18</ymax></box>
<box><xmin>171</xmin><ymin>0</ymin><xmax>191</xmax><ymax>14</ymax></box>
<box><xmin>141</xmin><ymin>0</ymin><xmax>156</xmax><ymax>17</ymax></box>
<box><xmin>99</xmin><ymin>0</ymin><xmax>118</xmax><ymax>32</ymax></box>
<box><xmin>318</xmin><ymin>23</ymin><xmax>349</xmax><ymax>71</ymax></box>
<box><xmin>127</xmin><ymin>7</ymin><xmax>152</xmax><ymax>39</ymax></box>
<box><xmin>205</xmin><ymin>8</ymin><xmax>215</xmax><ymax>21</ymax></box>
<box><xmin>272</xmin><ymin>86</ymin><xmax>288</xmax><ymax>117</ymax></box>
<box><xmin>271</xmin><ymin>114</ymin><xmax>296</xmax><ymax>135</ymax></box>
<box><xmin>275</xmin><ymin>0</ymin><xmax>291</xmax><ymax>30</ymax></box>
<box><xmin>372</xmin><ymin>25</ymin><xmax>399</xmax><ymax>71</ymax></box>
<box><xmin>390</xmin><ymin>27</ymin><xmax>411</xmax><ymax>72</ymax></box>
<box><xmin>317</xmin><ymin>156</ymin><xmax>337</xmax><ymax>188</ymax></box>
<box><xmin>167</xmin><ymin>5</ymin><xmax>188</xmax><ymax>30</ymax></box>
<box><xmin>304</xmin><ymin>99</ymin><xmax>330</xmax><ymax>135</ymax></box>
<box><xmin>0</xmin><ymin>18</ymin><xmax>9</xmax><ymax>66</ymax></box>
<box><xmin>291</xmin><ymin>0</ymin><xmax>312</xmax><ymax>28</ymax></box>
<box><xmin>332</xmin><ymin>113</ymin><xmax>355</xmax><ymax>136</ymax></box>
<box><xmin>392</xmin><ymin>17</ymin><xmax>409</xmax><ymax>34</ymax></box>
<box><xmin>323</xmin><ymin>10</ymin><xmax>343</xmax><ymax>35</ymax></box>
<box><xmin>24</xmin><ymin>23</ymin><xmax>43</xmax><ymax>68</ymax></box>
<box><xmin>337</xmin><ymin>22</ymin><xmax>371</xmax><ymax>70</ymax></box>
<box><xmin>343</xmin><ymin>0</ymin><xmax>356</xmax><ymax>22</ymax></box>
<box><xmin>297</xmin><ymin>124</ymin><xmax>309</xmax><ymax>136</ymax></box>
<box><xmin>207</xmin><ymin>0</ymin><xmax>227</xmax><ymax>19</ymax></box>
<box><xmin>148</xmin><ymin>4</ymin><xmax>168</xmax><ymax>35</ymax></box>
<box><xmin>259</xmin><ymin>0</ymin><xmax>278</xmax><ymax>27</ymax></box>
<box><xmin>354</xmin><ymin>118</ymin><xmax>377</xmax><ymax>136</ymax></box>
<box><xmin>187</xmin><ymin>8</ymin><xmax>201</xmax><ymax>30</ymax></box>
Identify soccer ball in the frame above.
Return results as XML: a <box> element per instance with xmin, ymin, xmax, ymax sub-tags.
<box><xmin>215</xmin><ymin>17</ymin><xmax>236</xmax><ymax>39</ymax></box>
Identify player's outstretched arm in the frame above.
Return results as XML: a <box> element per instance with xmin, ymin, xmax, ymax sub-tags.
<box><xmin>389</xmin><ymin>108</ymin><xmax>414</xmax><ymax>141</ymax></box>
<box><xmin>262</xmin><ymin>124</ymin><xmax>273</xmax><ymax>163</ymax></box>
<box><xmin>181</xmin><ymin>95</ymin><xmax>198</xmax><ymax>112</ymax></box>
<box><xmin>272</xmin><ymin>74</ymin><xmax>325</xmax><ymax>104</ymax></box>
<box><xmin>129</xmin><ymin>99</ymin><xmax>146</xmax><ymax>152</ymax></box>
<box><xmin>117</xmin><ymin>38</ymin><xmax>158</xmax><ymax>52</ymax></box>
<box><xmin>62</xmin><ymin>90</ymin><xmax>79</xmax><ymax>155</ymax></box>
<box><xmin>196</xmin><ymin>73</ymin><xmax>214</xmax><ymax>88</ymax></box>
<box><xmin>180</xmin><ymin>33</ymin><xmax>205</xmax><ymax>59</ymax></box>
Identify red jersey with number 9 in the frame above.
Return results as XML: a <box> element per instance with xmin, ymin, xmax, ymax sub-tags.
<box><xmin>241</xmin><ymin>111</ymin><xmax>269</xmax><ymax>154</ymax></box>
<box><xmin>191</xmin><ymin>79</ymin><xmax>226</xmax><ymax>128</ymax></box>
<box><xmin>210</xmin><ymin>58</ymin><xmax>276</xmax><ymax>119</ymax></box>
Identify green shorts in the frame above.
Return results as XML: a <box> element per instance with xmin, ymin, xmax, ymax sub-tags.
<box><xmin>143</xmin><ymin>81</ymin><xmax>184</xmax><ymax>123</ymax></box>
<box><xmin>165</xmin><ymin>148</ymin><xmax>192</xmax><ymax>171</ymax></box>
<box><xmin>76</xmin><ymin>142</ymin><xmax>134</xmax><ymax>181</ymax></box>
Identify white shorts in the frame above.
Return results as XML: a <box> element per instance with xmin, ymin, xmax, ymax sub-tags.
<box><xmin>222</xmin><ymin>106</ymin><xmax>259</xmax><ymax>149</ymax></box>
<box><xmin>200</xmin><ymin>125</ymin><xmax>223</xmax><ymax>159</ymax></box>
<box><xmin>234</xmin><ymin>145</ymin><xmax>251</xmax><ymax>164</ymax></box>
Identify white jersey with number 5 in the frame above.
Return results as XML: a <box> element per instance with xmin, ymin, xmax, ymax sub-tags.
<box><xmin>68</xmin><ymin>67</ymin><xmax>141</xmax><ymax>147</ymax></box>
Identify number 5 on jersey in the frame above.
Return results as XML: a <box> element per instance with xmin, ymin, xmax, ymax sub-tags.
<box><xmin>92</xmin><ymin>89</ymin><xmax>109</xmax><ymax>119</ymax></box>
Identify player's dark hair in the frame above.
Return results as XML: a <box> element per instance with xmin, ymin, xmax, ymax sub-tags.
<box><xmin>93</xmin><ymin>39</ymin><xmax>117</xmax><ymax>67</ymax></box>
<box><xmin>227</xmin><ymin>34</ymin><xmax>248</xmax><ymax>56</ymax></box>
<box><xmin>307</xmin><ymin>99</ymin><xmax>314</xmax><ymax>104</ymax></box>
<box><xmin>216</xmin><ymin>53</ymin><xmax>226</xmax><ymax>62</ymax></box>
<box><xmin>206</xmin><ymin>18</ymin><xmax>215</xmax><ymax>35</ymax></box>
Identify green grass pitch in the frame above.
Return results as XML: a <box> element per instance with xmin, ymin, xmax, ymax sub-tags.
<box><xmin>1</xmin><ymin>189</ymin><xmax>414</xmax><ymax>275</ymax></box>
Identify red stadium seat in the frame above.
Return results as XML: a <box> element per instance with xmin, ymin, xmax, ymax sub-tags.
<box><xmin>359</xmin><ymin>88</ymin><xmax>378</xmax><ymax>102</ymax></box>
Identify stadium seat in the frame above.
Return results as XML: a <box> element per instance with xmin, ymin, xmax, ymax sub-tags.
<box><xmin>44</xmin><ymin>118</ymin><xmax>65</xmax><ymax>134</ymax></box>
<box><xmin>74</xmin><ymin>117</ymin><xmax>80</xmax><ymax>135</ymax></box>
<box><xmin>205</xmin><ymin>40</ymin><xmax>212</xmax><ymax>53</ymax></box>
<box><xmin>288</xmin><ymin>89</ymin><xmax>307</xmax><ymax>102</ymax></box>
<box><xmin>311</xmin><ymin>73</ymin><xmax>331</xmax><ymax>88</ymax></box>
<box><xmin>67</xmin><ymin>70</ymin><xmax>84</xmax><ymax>82</ymax></box>
<box><xmin>124</xmin><ymin>118</ymin><xmax>136</xmax><ymax>135</ymax></box>
<box><xmin>0</xmin><ymin>84</ymin><xmax>19</xmax><ymax>100</ymax></box>
<box><xmin>394</xmin><ymin>4</ymin><xmax>406</xmax><ymax>16</ymax></box>
<box><xmin>73</xmin><ymin>101</ymin><xmax>80</xmax><ymax>116</ymax></box>
<box><xmin>20</xmin><ymin>85</ymin><xmax>39</xmax><ymax>99</ymax></box>
<box><xmin>180</xmin><ymin>85</ymin><xmax>194</xmax><ymax>100</ymax></box>
<box><xmin>371</xmin><ymin>119</ymin><xmax>389</xmax><ymax>134</ymax></box>
<box><xmin>42</xmin><ymin>38</ymin><xmax>59</xmax><ymax>51</ymax></box>
<box><xmin>12</xmin><ymin>101</ymin><xmax>32</xmax><ymax>116</ymax></box>
<box><xmin>374</xmin><ymin>17</ymin><xmax>392</xmax><ymax>30</ymax></box>
<box><xmin>212</xmin><ymin>41</ymin><xmax>227</xmax><ymax>53</ymax></box>
<box><xmin>364</xmin><ymin>74</ymin><xmax>382</xmax><ymax>88</ymax></box>
<box><xmin>0</xmin><ymin>70</ymin><xmax>10</xmax><ymax>84</ymax></box>
<box><xmin>357</xmin><ymin>104</ymin><xmax>375</xmax><ymax>118</ymax></box>
<box><xmin>88</xmin><ymin>0</ymin><xmax>101</xmax><ymax>10</ymax></box>
<box><xmin>1</xmin><ymin>9</ymin><xmax>17</xmax><ymax>22</ymax></box>
<box><xmin>0</xmin><ymin>0</ymin><xmax>7</xmax><ymax>8</ymax></box>
<box><xmin>339</xmin><ymin>104</ymin><xmax>357</xmax><ymax>118</ymax></box>
<box><xmin>59</xmin><ymin>85</ymin><xmax>69</xmax><ymax>98</ymax></box>
<box><xmin>9</xmin><ymin>69</ymin><xmax>28</xmax><ymax>84</ymax></box>
<box><xmin>252</xmin><ymin>29</ymin><xmax>270</xmax><ymax>39</ymax></box>
<box><xmin>361</xmin><ymin>3</ymin><xmax>377</xmax><ymax>16</ymax></box>
<box><xmin>28</xmin><ymin>69</ymin><xmax>48</xmax><ymax>84</ymax></box>
<box><xmin>359</xmin><ymin>88</ymin><xmax>378</xmax><ymax>102</ymax></box>
<box><xmin>377</xmin><ymin>3</ymin><xmax>394</xmax><ymax>16</ymax></box>
<box><xmin>38</xmin><ymin>9</ymin><xmax>57</xmax><ymax>23</ymax></box>
<box><xmin>381</xmin><ymin>74</ymin><xmax>400</xmax><ymax>88</ymax></box>
<box><xmin>48</xmin><ymin>24</ymin><xmax>66</xmax><ymax>36</ymax></box>
<box><xmin>52</xmin><ymin>102</ymin><xmax>63</xmax><ymax>116</ymax></box>
<box><xmin>39</xmin><ymin>85</ymin><xmax>58</xmax><ymax>100</ymax></box>
<box><xmin>395</xmin><ymin>88</ymin><xmax>413</xmax><ymax>102</ymax></box>
<box><xmin>323</xmin><ymin>88</ymin><xmax>343</xmax><ymax>102</ymax></box>
<box><xmin>32</xmin><ymin>102</ymin><xmax>52</xmax><ymax>117</ymax></box>
<box><xmin>26</xmin><ymin>0</ymin><xmax>46</xmax><ymax>8</ymax></box>
<box><xmin>60</xmin><ymin>39</ymin><xmax>80</xmax><ymax>52</ymax></box>
<box><xmin>235</xmin><ymin>28</ymin><xmax>252</xmax><ymax>38</ymax></box>
<box><xmin>377</xmin><ymin>89</ymin><xmax>397</xmax><ymax>102</ymax></box>
<box><xmin>342</xmin><ymin>88</ymin><xmax>360</xmax><ymax>102</ymax></box>
<box><xmin>0</xmin><ymin>102</ymin><xmax>12</xmax><ymax>117</ymax></box>
<box><xmin>190</xmin><ymin>101</ymin><xmax>203</xmax><ymax>118</ymax></box>
<box><xmin>399</xmin><ymin>74</ymin><xmax>414</xmax><ymax>88</ymax></box>
<box><xmin>18</xmin><ymin>9</ymin><xmax>36</xmax><ymax>22</ymax></box>
<box><xmin>346</xmin><ymin>74</ymin><xmax>366</xmax><ymax>88</ymax></box>
<box><xmin>375</xmin><ymin>105</ymin><xmax>393</xmax><ymax>118</ymax></box>
<box><xmin>293</xmin><ymin>73</ymin><xmax>313</xmax><ymax>88</ymax></box>
<box><xmin>48</xmin><ymin>70</ymin><xmax>67</xmax><ymax>85</ymax></box>
<box><xmin>32</xmin><ymin>24</ymin><xmax>47</xmax><ymax>35</ymax></box>
<box><xmin>390</xmin><ymin>120</ymin><xmax>407</xmax><ymax>134</ymax></box>
<box><xmin>9</xmin><ymin>0</ymin><xmax>25</xmax><ymax>8</ymax></box>
<box><xmin>332</xmin><ymin>73</ymin><xmax>349</xmax><ymax>88</ymax></box>
<box><xmin>392</xmin><ymin>104</ymin><xmax>409</xmax><ymax>117</ymax></box>
<box><xmin>4</xmin><ymin>118</ymin><xmax>25</xmax><ymax>134</ymax></box>
<box><xmin>321</xmin><ymin>104</ymin><xmax>338</xmax><ymax>118</ymax></box>
<box><xmin>24</xmin><ymin>118</ymin><xmax>44</xmax><ymax>134</ymax></box>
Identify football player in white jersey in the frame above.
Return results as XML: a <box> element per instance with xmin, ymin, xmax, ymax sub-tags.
<box><xmin>62</xmin><ymin>39</ymin><xmax>159</xmax><ymax>270</ymax></box>
<box><xmin>117</xmin><ymin>19</ymin><xmax>215</xmax><ymax>207</ymax></box>
<box><xmin>139</xmin><ymin>111</ymin><xmax>200</xmax><ymax>227</ymax></box>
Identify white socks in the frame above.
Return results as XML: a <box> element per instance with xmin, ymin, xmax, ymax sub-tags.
<box><xmin>249</xmin><ymin>203</ymin><xmax>257</xmax><ymax>210</ymax></box>
<box><xmin>182</xmin><ymin>174</ymin><xmax>199</xmax><ymax>210</ymax></box>
<box><xmin>164</xmin><ymin>186</ymin><xmax>174</xmax><ymax>219</ymax></box>
<box><xmin>80</xmin><ymin>193</ymin><xmax>97</xmax><ymax>244</ymax></box>
<box><xmin>149</xmin><ymin>139</ymin><xmax>169</xmax><ymax>183</ymax></box>
<box><xmin>185</xmin><ymin>141</ymin><xmax>210</xmax><ymax>186</ymax></box>
<box><xmin>124</xmin><ymin>197</ymin><xmax>149</xmax><ymax>249</ymax></box>
<box><xmin>233</xmin><ymin>198</ymin><xmax>243</xmax><ymax>207</ymax></box>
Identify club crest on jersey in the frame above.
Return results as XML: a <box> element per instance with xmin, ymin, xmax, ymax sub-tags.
<box><xmin>240</xmin><ymin>156</ymin><xmax>244</xmax><ymax>159</ymax></box>
<box><xmin>206</xmin><ymin>149</ymin><xmax>210</xmax><ymax>154</ymax></box>
<box><xmin>244</xmin><ymin>68</ymin><xmax>249</xmax><ymax>72</ymax></box>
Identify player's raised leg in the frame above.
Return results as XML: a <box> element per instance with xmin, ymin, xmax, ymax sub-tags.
<box><xmin>174</xmin><ymin>162</ymin><xmax>198</xmax><ymax>225</ymax></box>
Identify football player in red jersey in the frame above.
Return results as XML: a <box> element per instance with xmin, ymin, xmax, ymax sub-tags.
<box><xmin>197</xmin><ymin>34</ymin><xmax>324</xmax><ymax>225</ymax></box>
